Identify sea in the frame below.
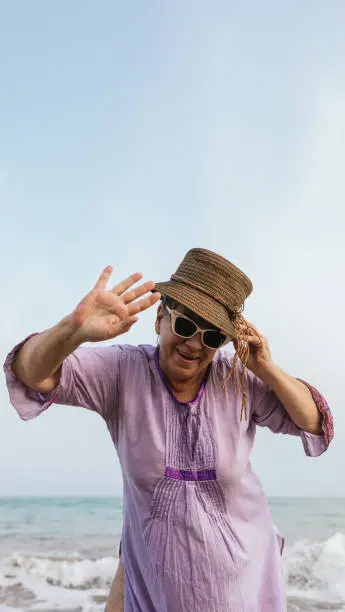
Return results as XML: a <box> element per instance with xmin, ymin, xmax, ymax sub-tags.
<box><xmin>0</xmin><ymin>496</ymin><xmax>345</xmax><ymax>612</ymax></box>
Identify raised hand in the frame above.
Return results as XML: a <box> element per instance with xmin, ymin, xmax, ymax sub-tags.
<box><xmin>233</xmin><ymin>319</ymin><xmax>275</xmax><ymax>380</ymax></box>
<box><xmin>71</xmin><ymin>266</ymin><xmax>161</xmax><ymax>343</ymax></box>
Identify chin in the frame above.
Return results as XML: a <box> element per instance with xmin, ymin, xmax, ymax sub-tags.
<box><xmin>173</xmin><ymin>367</ymin><xmax>194</xmax><ymax>381</ymax></box>
<box><xmin>173</xmin><ymin>358</ymin><xmax>200</xmax><ymax>376</ymax></box>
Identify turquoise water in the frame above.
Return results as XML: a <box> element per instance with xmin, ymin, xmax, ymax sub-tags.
<box><xmin>0</xmin><ymin>496</ymin><xmax>123</xmax><ymax>541</ymax></box>
<box><xmin>1</xmin><ymin>496</ymin><xmax>345</xmax><ymax>611</ymax></box>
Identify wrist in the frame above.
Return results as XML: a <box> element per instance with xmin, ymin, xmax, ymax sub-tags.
<box><xmin>57</xmin><ymin>314</ymin><xmax>86</xmax><ymax>350</ymax></box>
<box><xmin>254</xmin><ymin>361</ymin><xmax>283</xmax><ymax>388</ymax></box>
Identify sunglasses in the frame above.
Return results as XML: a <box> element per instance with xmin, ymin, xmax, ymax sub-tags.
<box><xmin>165</xmin><ymin>305</ymin><xmax>229</xmax><ymax>350</ymax></box>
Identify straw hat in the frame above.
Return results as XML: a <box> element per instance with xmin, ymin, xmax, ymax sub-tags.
<box><xmin>154</xmin><ymin>248</ymin><xmax>253</xmax><ymax>339</ymax></box>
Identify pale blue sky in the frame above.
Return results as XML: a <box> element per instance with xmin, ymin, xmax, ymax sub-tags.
<box><xmin>1</xmin><ymin>1</ymin><xmax>344</xmax><ymax>496</ymax></box>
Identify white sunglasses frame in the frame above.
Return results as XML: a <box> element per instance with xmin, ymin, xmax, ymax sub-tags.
<box><xmin>165</xmin><ymin>305</ymin><xmax>229</xmax><ymax>350</ymax></box>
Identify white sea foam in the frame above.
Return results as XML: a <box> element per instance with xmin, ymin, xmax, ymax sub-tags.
<box><xmin>285</xmin><ymin>532</ymin><xmax>345</xmax><ymax>606</ymax></box>
<box><xmin>1</xmin><ymin>534</ymin><xmax>345</xmax><ymax>610</ymax></box>
<box><xmin>7</xmin><ymin>553</ymin><xmax>116</xmax><ymax>589</ymax></box>
<box><xmin>0</xmin><ymin>552</ymin><xmax>117</xmax><ymax>611</ymax></box>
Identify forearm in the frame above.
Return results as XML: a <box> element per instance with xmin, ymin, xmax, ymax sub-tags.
<box><xmin>13</xmin><ymin>314</ymin><xmax>84</xmax><ymax>389</ymax></box>
<box><xmin>261</xmin><ymin>365</ymin><xmax>322</xmax><ymax>434</ymax></box>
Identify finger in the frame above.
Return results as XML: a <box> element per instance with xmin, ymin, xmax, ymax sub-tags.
<box><xmin>111</xmin><ymin>317</ymin><xmax>139</xmax><ymax>339</ymax></box>
<box><xmin>100</xmin><ymin>292</ymin><xmax>129</xmax><ymax>318</ymax></box>
<box><xmin>94</xmin><ymin>266</ymin><xmax>113</xmax><ymax>290</ymax></box>
<box><xmin>122</xmin><ymin>281</ymin><xmax>156</xmax><ymax>305</ymax></box>
<box><xmin>247</xmin><ymin>336</ymin><xmax>264</xmax><ymax>347</ymax></box>
<box><xmin>119</xmin><ymin>316</ymin><xmax>139</xmax><ymax>331</ymax></box>
<box><xmin>238</xmin><ymin>322</ymin><xmax>262</xmax><ymax>341</ymax></box>
<box><xmin>234</xmin><ymin>334</ymin><xmax>264</xmax><ymax>348</ymax></box>
<box><xmin>247</xmin><ymin>337</ymin><xmax>269</xmax><ymax>354</ymax></box>
<box><xmin>127</xmin><ymin>292</ymin><xmax>161</xmax><ymax>316</ymax></box>
<box><xmin>246</xmin><ymin>332</ymin><xmax>265</xmax><ymax>343</ymax></box>
<box><xmin>111</xmin><ymin>272</ymin><xmax>143</xmax><ymax>296</ymax></box>
<box><xmin>241</xmin><ymin>320</ymin><xmax>262</xmax><ymax>337</ymax></box>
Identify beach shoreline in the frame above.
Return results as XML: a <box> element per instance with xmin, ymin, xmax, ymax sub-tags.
<box><xmin>1</xmin><ymin>496</ymin><xmax>345</xmax><ymax>611</ymax></box>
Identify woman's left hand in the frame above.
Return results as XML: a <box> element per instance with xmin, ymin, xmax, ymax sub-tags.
<box><xmin>234</xmin><ymin>320</ymin><xmax>276</xmax><ymax>382</ymax></box>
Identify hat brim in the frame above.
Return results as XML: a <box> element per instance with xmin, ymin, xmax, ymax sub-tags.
<box><xmin>153</xmin><ymin>279</ymin><xmax>237</xmax><ymax>339</ymax></box>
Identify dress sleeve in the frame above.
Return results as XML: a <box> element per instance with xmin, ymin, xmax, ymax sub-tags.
<box><xmin>250</xmin><ymin>373</ymin><xmax>333</xmax><ymax>457</ymax></box>
<box><xmin>3</xmin><ymin>335</ymin><xmax>123</xmax><ymax>422</ymax></box>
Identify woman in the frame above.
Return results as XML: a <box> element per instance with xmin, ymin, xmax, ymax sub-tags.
<box><xmin>4</xmin><ymin>248</ymin><xmax>333</xmax><ymax>612</ymax></box>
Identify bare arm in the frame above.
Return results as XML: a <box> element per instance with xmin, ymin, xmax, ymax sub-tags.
<box><xmin>260</xmin><ymin>365</ymin><xmax>322</xmax><ymax>434</ymax></box>
<box><xmin>12</xmin><ymin>315</ymin><xmax>84</xmax><ymax>393</ymax></box>
<box><xmin>239</xmin><ymin>320</ymin><xmax>322</xmax><ymax>434</ymax></box>
<box><xmin>12</xmin><ymin>266</ymin><xmax>160</xmax><ymax>394</ymax></box>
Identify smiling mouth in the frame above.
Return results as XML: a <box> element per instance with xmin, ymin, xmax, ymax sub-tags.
<box><xmin>176</xmin><ymin>349</ymin><xmax>199</xmax><ymax>362</ymax></box>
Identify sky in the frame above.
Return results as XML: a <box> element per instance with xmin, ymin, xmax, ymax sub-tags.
<box><xmin>0</xmin><ymin>0</ymin><xmax>344</xmax><ymax>497</ymax></box>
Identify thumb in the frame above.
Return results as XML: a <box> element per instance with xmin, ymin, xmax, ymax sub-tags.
<box><xmin>120</xmin><ymin>316</ymin><xmax>139</xmax><ymax>333</ymax></box>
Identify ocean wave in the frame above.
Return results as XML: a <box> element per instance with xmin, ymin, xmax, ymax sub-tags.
<box><xmin>1</xmin><ymin>533</ymin><xmax>345</xmax><ymax>610</ymax></box>
<box><xmin>4</xmin><ymin>553</ymin><xmax>116</xmax><ymax>590</ymax></box>
<box><xmin>285</xmin><ymin>532</ymin><xmax>345</xmax><ymax>604</ymax></box>
<box><xmin>0</xmin><ymin>553</ymin><xmax>115</xmax><ymax>612</ymax></box>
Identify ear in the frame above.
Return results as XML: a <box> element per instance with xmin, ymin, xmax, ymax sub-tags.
<box><xmin>155</xmin><ymin>303</ymin><xmax>164</xmax><ymax>335</ymax></box>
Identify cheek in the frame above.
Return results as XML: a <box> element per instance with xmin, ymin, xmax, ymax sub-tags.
<box><xmin>203</xmin><ymin>348</ymin><xmax>217</xmax><ymax>366</ymax></box>
<box><xmin>159</xmin><ymin>323</ymin><xmax>179</xmax><ymax>352</ymax></box>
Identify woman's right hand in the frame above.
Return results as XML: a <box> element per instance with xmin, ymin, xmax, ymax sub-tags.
<box><xmin>71</xmin><ymin>266</ymin><xmax>161</xmax><ymax>343</ymax></box>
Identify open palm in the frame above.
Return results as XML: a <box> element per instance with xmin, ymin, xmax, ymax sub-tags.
<box><xmin>72</xmin><ymin>266</ymin><xmax>160</xmax><ymax>342</ymax></box>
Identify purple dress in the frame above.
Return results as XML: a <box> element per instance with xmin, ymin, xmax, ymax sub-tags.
<box><xmin>4</xmin><ymin>341</ymin><xmax>333</xmax><ymax>612</ymax></box>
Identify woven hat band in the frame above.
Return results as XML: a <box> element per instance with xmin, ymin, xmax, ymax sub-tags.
<box><xmin>170</xmin><ymin>273</ymin><xmax>239</xmax><ymax>321</ymax></box>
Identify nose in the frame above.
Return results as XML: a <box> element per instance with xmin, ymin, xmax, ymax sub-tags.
<box><xmin>184</xmin><ymin>333</ymin><xmax>203</xmax><ymax>351</ymax></box>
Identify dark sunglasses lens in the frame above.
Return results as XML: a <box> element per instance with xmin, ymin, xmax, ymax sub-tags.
<box><xmin>174</xmin><ymin>316</ymin><xmax>197</xmax><ymax>338</ymax></box>
<box><xmin>203</xmin><ymin>330</ymin><xmax>227</xmax><ymax>349</ymax></box>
